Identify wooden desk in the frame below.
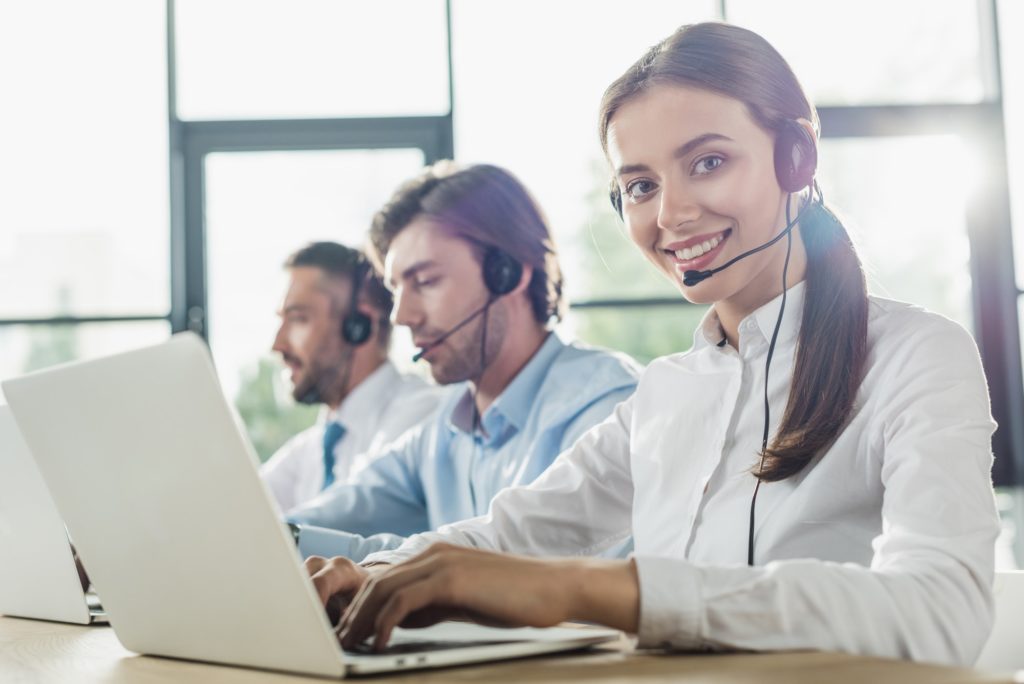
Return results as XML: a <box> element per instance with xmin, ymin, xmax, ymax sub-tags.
<box><xmin>0</xmin><ymin>616</ymin><xmax>1015</xmax><ymax>683</ymax></box>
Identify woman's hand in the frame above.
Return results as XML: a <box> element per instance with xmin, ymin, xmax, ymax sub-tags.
<box><xmin>336</xmin><ymin>543</ymin><xmax>640</xmax><ymax>651</ymax></box>
<box><xmin>305</xmin><ymin>555</ymin><xmax>385</xmax><ymax>627</ymax></box>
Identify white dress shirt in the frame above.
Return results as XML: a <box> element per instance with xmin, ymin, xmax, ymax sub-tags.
<box><xmin>365</xmin><ymin>283</ymin><xmax>1000</xmax><ymax>666</ymax></box>
<box><xmin>260</xmin><ymin>361</ymin><xmax>442</xmax><ymax>513</ymax></box>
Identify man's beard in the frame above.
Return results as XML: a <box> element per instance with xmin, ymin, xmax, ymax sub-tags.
<box><xmin>293</xmin><ymin>364</ymin><xmax>329</xmax><ymax>405</ymax></box>
<box><xmin>291</xmin><ymin>346</ymin><xmax>351</xmax><ymax>406</ymax></box>
<box><xmin>426</xmin><ymin>302</ymin><xmax>508</xmax><ymax>386</ymax></box>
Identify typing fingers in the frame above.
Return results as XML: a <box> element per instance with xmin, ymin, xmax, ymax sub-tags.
<box><xmin>307</xmin><ymin>556</ymin><xmax>367</xmax><ymax>606</ymax></box>
<box><xmin>370</xmin><ymin>574</ymin><xmax>454</xmax><ymax>650</ymax></box>
<box><xmin>338</xmin><ymin>555</ymin><xmax>442</xmax><ymax>648</ymax></box>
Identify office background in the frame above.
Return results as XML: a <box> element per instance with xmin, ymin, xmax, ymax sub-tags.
<box><xmin>2</xmin><ymin>0</ymin><xmax>1023</xmax><ymax>563</ymax></box>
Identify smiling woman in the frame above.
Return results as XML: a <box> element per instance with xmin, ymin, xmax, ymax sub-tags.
<box><xmin>600</xmin><ymin>36</ymin><xmax>866</xmax><ymax>487</ymax></box>
<box><xmin>607</xmin><ymin>89</ymin><xmax>809</xmax><ymax>312</ymax></box>
<box><xmin>308</xmin><ymin>23</ymin><xmax>1000</xmax><ymax>667</ymax></box>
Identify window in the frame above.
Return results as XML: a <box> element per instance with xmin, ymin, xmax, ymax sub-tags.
<box><xmin>1001</xmin><ymin>0</ymin><xmax>1024</xmax><ymax>288</ymax></box>
<box><xmin>0</xmin><ymin>0</ymin><xmax>169</xmax><ymax>382</ymax></box>
<box><xmin>728</xmin><ymin>0</ymin><xmax>992</xmax><ymax>105</ymax></box>
<box><xmin>0</xmin><ymin>323</ymin><xmax>171</xmax><ymax>382</ymax></box>
<box><xmin>174</xmin><ymin>0</ymin><xmax>450</xmax><ymax>120</ymax></box>
<box><xmin>818</xmin><ymin>135</ymin><xmax>975</xmax><ymax>329</ymax></box>
<box><xmin>203</xmin><ymin>148</ymin><xmax>426</xmax><ymax>459</ymax></box>
<box><xmin>0</xmin><ymin>1</ymin><xmax>168</xmax><ymax>319</ymax></box>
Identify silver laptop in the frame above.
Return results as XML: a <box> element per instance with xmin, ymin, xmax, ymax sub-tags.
<box><xmin>0</xmin><ymin>405</ymin><xmax>107</xmax><ymax>625</ymax></box>
<box><xmin>2</xmin><ymin>333</ymin><xmax>618</xmax><ymax>678</ymax></box>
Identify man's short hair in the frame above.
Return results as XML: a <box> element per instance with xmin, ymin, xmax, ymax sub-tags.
<box><xmin>284</xmin><ymin>242</ymin><xmax>394</xmax><ymax>349</ymax></box>
<box><xmin>369</xmin><ymin>161</ymin><xmax>566</xmax><ymax>325</ymax></box>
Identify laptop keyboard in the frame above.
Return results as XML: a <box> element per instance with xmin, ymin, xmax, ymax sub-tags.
<box><xmin>347</xmin><ymin>639</ymin><xmax>509</xmax><ymax>656</ymax></box>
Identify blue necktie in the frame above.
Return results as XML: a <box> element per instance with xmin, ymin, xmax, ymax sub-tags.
<box><xmin>321</xmin><ymin>421</ymin><xmax>346</xmax><ymax>490</ymax></box>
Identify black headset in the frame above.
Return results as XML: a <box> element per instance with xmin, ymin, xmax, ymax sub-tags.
<box><xmin>773</xmin><ymin>119</ymin><xmax>817</xmax><ymax>194</ymax></box>
<box><xmin>482</xmin><ymin>247</ymin><xmax>523</xmax><ymax>296</ymax></box>
<box><xmin>340</xmin><ymin>256</ymin><xmax>373</xmax><ymax>346</ymax></box>
<box><xmin>608</xmin><ymin>119</ymin><xmax>817</xmax><ymax>217</ymax></box>
<box><xmin>410</xmin><ymin>246</ymin><xmax>523</xmax><ymax>364</ymax></box>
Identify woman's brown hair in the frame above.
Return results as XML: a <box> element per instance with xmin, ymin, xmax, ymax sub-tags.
<box><xmin>599</xmin><ymin>22</ymin><xmax>868</xmax><ymax>482</ymax></box>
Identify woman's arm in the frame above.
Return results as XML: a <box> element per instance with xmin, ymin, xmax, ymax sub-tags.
<box><xmin>337</xmin><ymin>543</ymin><xmax>640</xmax><ymax>650</ymax></box>
<box><xmin>305</xmin><ymin>397</ymin><xmax>638</xmax><ymax>622</ymax></box>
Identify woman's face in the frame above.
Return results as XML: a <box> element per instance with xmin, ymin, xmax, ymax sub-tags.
<box><xmin>605</xmin><ymin>84</ymin><xmax>800</xmax><ymax>313</ymax></box>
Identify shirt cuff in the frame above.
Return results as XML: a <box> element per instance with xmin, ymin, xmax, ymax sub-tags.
<box><xmin>362</xmin><ymin>532</ymin><xmax>436</xmax><ymax>566</ymax></box>
<box><xmin>362</xmin><ymin>547</ymin><xmax>414</xmax><ymax>566</ymax></box>
<box><xmin>632</xmin><ymin>554</ymin><xmax>704</xmax><ymax>649</ymax></box>
<box><xmin>294</xmin><ymin>525</ymin><xmax>354</xmax><ymax>560</ymax></box>
<box><xmin>361</xmin><ymin>552</ymin><xmax>398</xmax><ymax>566</ymax></box>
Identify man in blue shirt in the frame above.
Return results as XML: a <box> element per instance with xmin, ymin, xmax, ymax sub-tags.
<box><xmin>288</xmin><ymin>162</ymin><xmax>639</xmax><ymax>561</ymax></box>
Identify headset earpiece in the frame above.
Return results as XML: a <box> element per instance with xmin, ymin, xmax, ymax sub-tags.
<box><xmin>341</xmin><ymin>258</ymin><xmax>373</xmax><ymax>346</ymax></box>
<box><xmin>483</xmin><ymin>248</ymin><xmax>522</xmax><ymax>296</ymax></box>
<box><xmin>341</xmin><ymin>310</ymin><xmax>371</xmax><ymax>346</ymax></box>
<box><xmin>773</xmin><ymin>120</ymin><xmax>817</xmax><ymax>193</ymax></box>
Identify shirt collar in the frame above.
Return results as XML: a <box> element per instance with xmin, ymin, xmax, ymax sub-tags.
<box><xmin>692</xmin><ymin>281</ymin><xmax>807</xmax><ymax>351</ymax></box>
<box><xmin>447</xmin><ymin>331</ymin><xmax>565</xmax><ymax>436</ymax></box>
<box><xmin>694</xmin><ymin>306</ymin><xmax>726</xmax><ymax>350</ymax></box>
<box><xmin>327</xmin><ymin>361</ymin><xmax>399</xmax><ymax>428</ymax></box>
<box><xmin>748</xmin><ymin>280</ymin><xmax>805</xmax><ymax>347</ymax></box>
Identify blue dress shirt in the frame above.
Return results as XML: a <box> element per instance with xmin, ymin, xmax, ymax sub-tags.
<box><xmin>287</xmin><ymin>332</ymin><xmax>640</xmax><ymax>561</ymax></box>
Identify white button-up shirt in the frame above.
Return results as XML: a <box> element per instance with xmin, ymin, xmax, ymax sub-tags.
<box><xmin>261</xmin><ymin>361</ymin><xmax>443</xmax><ymax>512</ymax></box>
<box><xmin>365</xmin><ymin>284</ymin><xmax>1000</xmax><ymax>666</ymax></box>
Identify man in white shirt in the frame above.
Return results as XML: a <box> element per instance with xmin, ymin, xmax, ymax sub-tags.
<box><xmin>260</xmin><ymin>242</ymin><xmax>442</xmax><ymax>513</ymax></box>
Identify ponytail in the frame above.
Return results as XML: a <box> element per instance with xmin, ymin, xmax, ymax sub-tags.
<box><xmin>757</xmin><ymin>201</ymin><xmax>869</xmax><ymax>481</ymax></box>
<box><xmin>596</xmin><ymin>22</ymin><xmax>870</xmax><ymax>482</ymax></box>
